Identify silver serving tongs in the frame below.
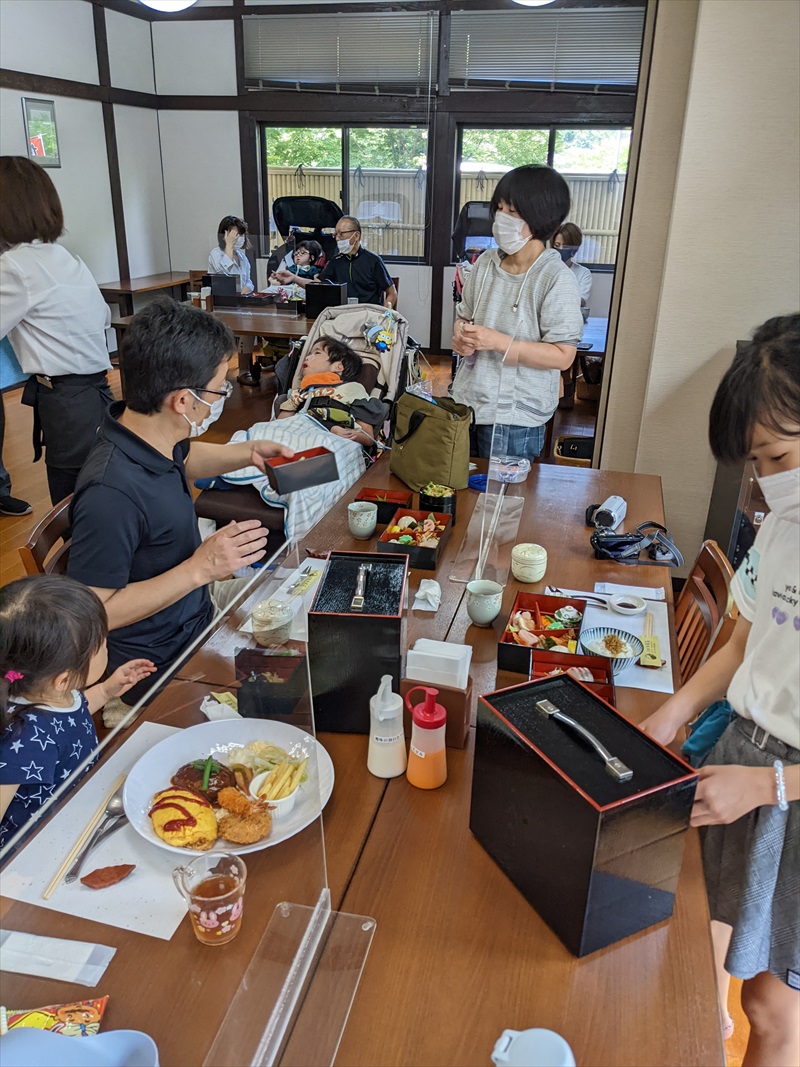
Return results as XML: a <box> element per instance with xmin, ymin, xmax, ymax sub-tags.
<box><xmin>351</xmin><ymin>563</ymin><xmax>372</xmax><ymax>612</ymax></box>
<box><xmin>535</xmin><ymin>699</ymin><xmax>633</xmax><ymax>782</ymax></box>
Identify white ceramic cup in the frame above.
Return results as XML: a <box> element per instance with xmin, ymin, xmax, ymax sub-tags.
<box><xmin>510</xmin><ymin>543</ymin><xmax>548</xmax><ymax>584</ymax></box>
<box><xmin>466</xmin><ymin>579</ymin><xmax>504</xmax><ymax>626</ymax></box>
<box><xmin>251</xmin><ymin>600</ymin><xmax>293</xmax><ymax>647</ymax></box>
<box><xmin>491</xmin><ymin>1028</ymin><xmax>576</xmax><ymax>1067</ymax></box>
<box><xmin>348</xmin><ymin>501</ymin><xmax>378</xmax><ymax>540</ymax></box>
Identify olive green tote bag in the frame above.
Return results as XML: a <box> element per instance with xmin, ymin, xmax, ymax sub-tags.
<box><xmin>390</xmin><ymin>392</ymin><xmax>473</xmax><ymax>492</ymax></box>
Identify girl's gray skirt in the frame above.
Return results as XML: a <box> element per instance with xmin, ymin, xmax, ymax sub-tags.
<box><xmin>702</xmin><ymin>715</ymin><xmax>799</xmax><ymax>987</ymax></box>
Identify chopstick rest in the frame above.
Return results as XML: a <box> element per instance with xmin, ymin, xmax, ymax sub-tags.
<box><xmin>0</xmin><ymin>931</ymin><xmax>115</xmax><ymax>987</ymax></box>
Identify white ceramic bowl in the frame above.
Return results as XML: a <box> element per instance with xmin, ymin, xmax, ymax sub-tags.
<box><xmin>609</xmin><ymin>594</ymin><xmax>647</xmax><ymax>615</ymax></box>
<box><xmin>250</xmin><ymin>769</ymin><xmax>300</xmax><ymax>817</ymax></box>
<box><xmin>579</xmin><ymin>626</ymin><xmax>644</xmax><ymax>676</ymax></box>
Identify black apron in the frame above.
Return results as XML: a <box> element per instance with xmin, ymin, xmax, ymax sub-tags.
<box><xmin>21</xmin><ymin>371</ymin><xmax>113</xmax><ymax>470</ymax></box>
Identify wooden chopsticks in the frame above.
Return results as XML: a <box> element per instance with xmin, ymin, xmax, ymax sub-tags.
<box><xmin>42</xmin><ymin>774</ymin><xmax>125</xmax><ymax>900</ymax></box>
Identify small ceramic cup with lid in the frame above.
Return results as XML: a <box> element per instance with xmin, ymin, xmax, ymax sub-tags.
<box><xmin>510</xmin><ymin>543</ymin><xmax>548</xmax><ymax>584</ymax></box>
<box><xmin>251</xmin><ymin>599</ymin><xmax>294</xmax><ymax>647</ymax></box>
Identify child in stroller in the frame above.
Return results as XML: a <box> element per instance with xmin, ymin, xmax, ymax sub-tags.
<box><xmin>276</xmin><ymin>337</ymin><xmax>378</xmax><ymax>448</ymax></box>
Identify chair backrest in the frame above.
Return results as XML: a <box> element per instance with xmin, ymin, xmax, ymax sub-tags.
<box><xmin>19</xmin><ymin>495</ymin><xmax>73</xmax><ymax>576</ymax></box>
<box><xmin>675</xmin><ymin>539</ymin><xmax>735</xmax><ymax>683</ymax></box>
<box><xmin>189</xmin><ymin>268</ymin><xmax>207</xmax><ymax>289</ymax></box>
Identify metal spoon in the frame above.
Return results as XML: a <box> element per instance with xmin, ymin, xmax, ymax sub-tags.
<box><xmin>548</xmin><ymin>586</ymin><xmax>610</xmax><ymax>608</ymax></box>
<box><xmin>64</xmin><ymin>787</ymin><xmax>127</xmax><ymax>883</ymax></box>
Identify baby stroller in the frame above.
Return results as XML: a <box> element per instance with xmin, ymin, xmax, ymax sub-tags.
<box><xmin>268</xmin><ymin>195</ymin><xmax>342</xmax><ymax>276</ymax></box>
<box><xmin>274</xmin><ymin>303</ymin><xmax>423</xmax><ymax>448</ymax></box>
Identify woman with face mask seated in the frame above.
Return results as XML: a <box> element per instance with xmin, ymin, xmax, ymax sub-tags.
<box><xmin>553</xmin><ymin>222</ymin><xmax>592</xmax><ymax>322</ymax></box>
<box><xmin>209</xmin><ymin>216</ymin><xmax>260</xmax><ymax>387</ymax></box>
<box><xmin>450</xmin><ymin>166</ymin><xmax>584</xmax><ymax>462</ymax></box>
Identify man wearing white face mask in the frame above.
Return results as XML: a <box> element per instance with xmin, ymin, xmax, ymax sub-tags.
<box><xmin>272</xmin><ymin>217</ymin><xmax>398</xmax><ymax>309</ymax></box>
<box><xmin>451</xmin><ymin>166</ymin><xmax>583</xmax><ymax>461</ymax></box>
<box><xmin>67</xmin><ymin>298</ymin><xmax>293</xmax><ymax>715</ymax></box>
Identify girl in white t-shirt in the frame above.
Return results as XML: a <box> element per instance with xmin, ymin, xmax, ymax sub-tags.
<box><xmin>642</xmin><ymin>313</ymin><xmax>800</xmax><ymax>1067</ymax></box>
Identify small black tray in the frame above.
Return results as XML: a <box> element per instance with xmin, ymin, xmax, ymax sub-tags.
<box><xmin>264</xmin><ymin>446</ymin><xmax>339</xmax><ymax>494</ymax></box>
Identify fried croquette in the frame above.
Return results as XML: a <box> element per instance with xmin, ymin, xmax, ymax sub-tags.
<box><xmin>216</xmin><ymin>787</ymin><xmax>273</xmax><ymax>845</ymax></box>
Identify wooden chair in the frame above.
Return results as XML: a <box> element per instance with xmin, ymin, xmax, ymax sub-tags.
<box><xmin>189</xmin><ymin>268</ymin><xmax>207</xmax><ymax>290</ymax></box>
<box><xmin>19</xmin><ymin>495</ymin><xmax>73</xmax><ymax>576</ymax></box>
<box><xmin>675</xmin><ymin>539</ymin><xmax>735</xmax><ymax>683</ymax></box>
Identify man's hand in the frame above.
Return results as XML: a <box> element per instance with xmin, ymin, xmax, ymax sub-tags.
<box><xmin>190</xmin><ymin>520</ymin><xmax>270</xmax><ymax>582</ymax></box>
<box><xmin>272</xmin><ymin>270</ymin><xmax>294</xmax><ymax>285</ymax></box>
<box><xmin>101</xmin><ymin>659</ymin><xmax>157</xmax><ymax>701</ymax></box>
<box><xmin>691</xmin><ymin>765</ymin><xmax>775</xmax><ymax>826</ymax></box>
<box><xmin>247</xmin><ymin>441</ymin><xmax>294</xmax><ymax>473</ymax></box>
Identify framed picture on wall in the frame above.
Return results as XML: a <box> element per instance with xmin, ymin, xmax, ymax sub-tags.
<box><xmin>22</xmin><ymin>98</ymin><xmax>60</xmax><ymax>168</ymax></box>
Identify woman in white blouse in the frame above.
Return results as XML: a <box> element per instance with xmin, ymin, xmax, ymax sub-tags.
<box><xmin>553</xmin><ymin>223</ymin><xmax>592</xmax><ymax>322</ymax></box>
<box><xmin>208</xmin><ymin>215</ymin><xmax>259</xmax><ymax>386</ymax></box>
<box><xmin>0</xmin><ymin>156</ymin><xmax>112</xmax><ymax>505</ymax></box>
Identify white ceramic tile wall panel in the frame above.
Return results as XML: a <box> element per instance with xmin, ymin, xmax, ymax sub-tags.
<box><xmin>0</xmin><ymin>0</ymin><xmax>98</xmax><ymax>83</ymax></box>
<box><xmin>0</xmin><ymin>89</ymin><xmax>118</xmax><ymax>282</ymax></box>
<box><xmin>114</xmin><ymin>106</ymin><xmax>170</xmax><ymax>277</ymax></box>
<box><xmin>158</xmin><ymin>110</ymin><xmax>243</xmax><ymax>273</ymax></box>
<box><xmin>635</xmin><ymin>0</ymin><xmax>800</xmax><ymax>571</ymax></box>
<box><xmin>391</xmin><ymin>264</ymin><xmax>431</xmax><ymax>348</ymax></box>
<box><xmin>151</xmin><ymin>21</ymin><xmax>237</xmax><ymax>96</ymax></box>
<box><xmin>106</xmin><ymin>9</ymin><xmax>155</xmax><ymax>95</ymax></box>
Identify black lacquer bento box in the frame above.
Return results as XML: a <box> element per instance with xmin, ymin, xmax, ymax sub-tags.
<box><xmin>470</xmin><ymin>675</ymin><xmax>698</xmax><ymax>957</ymax></box>
<box><xmin>308</xmin><ymin>551</ymin><xmax>408</xmax><ymax>733</ymax></box>
<box><xmin>264</xmin><ymin>447</ymin><xmax>339</xmax><ymax>494</ymax></box>
<box><xmin>376</xmin><ymin>509</ymin><xmax>452</xmax><ymax>570</ymax></box>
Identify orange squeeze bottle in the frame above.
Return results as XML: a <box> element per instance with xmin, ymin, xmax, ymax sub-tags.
<box><xmin>405</xmin><ymin>686</ymin><xmax>447</xmax><ymax>790</ymax></box>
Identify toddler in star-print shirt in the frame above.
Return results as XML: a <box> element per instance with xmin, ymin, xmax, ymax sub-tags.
<box><xmin>1</xmin><ymin>576</ymin><xmax>155</xmax><ymax>851</ymax></box>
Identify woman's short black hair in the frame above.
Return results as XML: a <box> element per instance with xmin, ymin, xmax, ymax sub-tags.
<box><xmin>217</xmin><ymin>215</ymin><xmax>250</xmax><ymax>251</ymax></box>
<box><xmin>0</xmin><ymin>575</ymin><xmax>107</xmax><ymax>730</ymax></box>
<box><xmin>320</xmin><ymin>338</ymin><xmax>363</xmax><ymax>382</ymax></box>
<box><xmin>490</xmin><ymin>166</ymin><xmax>571</xmax><ymax>243</ymax></box>
<box><xmin>0</xmin><ymin>156</ymin><xmax>65</xmax><ymax>252</ymax></box>
<box><xmin>296</xmin><ymin>240</ymin><xmax>323</xmax><ymax>262</ymax></box>
<box><xmin>120</xmin><ymin>297</ymin><xmax>236</xmax><ymax>414</ymax></box>
<box><xmin>709</xmin><ymin>314</ymin><xmax>800</xmax><ymax>463</ymax></box>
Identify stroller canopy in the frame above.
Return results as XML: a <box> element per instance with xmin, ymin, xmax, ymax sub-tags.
<box><xmin>452</xmin><ymin>201</ymin><xmax>495</xmax><ymax>260</ymax></box>
<box><xmin>272</xmin><ymin>196</ymin><xmax>342</xmax><ymax>238</ymax></box>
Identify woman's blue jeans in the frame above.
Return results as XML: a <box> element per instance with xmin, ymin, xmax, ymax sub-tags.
<box><xmin>473</xmin><ymin>423</ymin><xmax>545</xmax><ymax>461</ymax></box>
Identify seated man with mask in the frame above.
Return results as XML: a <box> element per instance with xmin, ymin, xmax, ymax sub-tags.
<box><xmin>271</xmin><ymin>217</ymin><xmax>398</xmax><ymax>309</ymax></box>
<box><xmin>67</xmin><ymin>297</ymin><xmax>292</xmax><ymax>722</ymax></box>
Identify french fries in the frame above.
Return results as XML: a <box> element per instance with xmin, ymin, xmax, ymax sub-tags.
<box><xmin>257</xmin><ymin>757</ymin><xmax>309</xmax><ymax>802</ymax></box>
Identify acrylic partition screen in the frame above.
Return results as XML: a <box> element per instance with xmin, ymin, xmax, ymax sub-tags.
<box><xmin>0</xmin><ymin>538</ymin><xmax>372</xmax><ymax>1066</ymax></box>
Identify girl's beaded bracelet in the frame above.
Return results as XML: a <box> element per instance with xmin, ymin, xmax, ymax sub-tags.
<box><xmin>773</xmin><ymin>759</ymin><xmax>789</xmax><ymax>812</ymax></box>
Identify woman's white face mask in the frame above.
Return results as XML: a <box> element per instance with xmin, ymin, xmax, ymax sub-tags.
<box><xmin>183</xmin><ymin>390</ymin><xmax>227</xmax><ymax>438</ymax></box>
<box><xmin>235</xmin><ymin>235</ymin><xmax>246</xmax><ymax>250</ymax></box>
<box><xmin>492</xmin><ymin>211</ymin><xmax>531</xmax><ymax>256</ymax></box>
<box><xmin>755</xmin><ymin>466</ymin><xmax>800</xmax><ymax>524</ymax></box>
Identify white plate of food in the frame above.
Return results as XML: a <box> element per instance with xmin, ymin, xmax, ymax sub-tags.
<box><xmin>123</xmin><ymin>719</ymin><xmax>334</xmax><ymax>856</ymax></box>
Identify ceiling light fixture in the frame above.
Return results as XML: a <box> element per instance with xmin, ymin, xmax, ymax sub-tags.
<box><xmin>511</xmin><ymin>0</ymin><xmax>558</xmax><ymax>6</ymax></box>
<box><xmin>138</xmin><ymin>0</ymin><xmax>200</xmax><ymax>12</ymax></box>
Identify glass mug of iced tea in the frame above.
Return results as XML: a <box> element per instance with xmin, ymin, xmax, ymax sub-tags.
<box><xmin>173</xmin><ymin>854</ymin><xmax>247</xmax><ymax>946</ymax></box>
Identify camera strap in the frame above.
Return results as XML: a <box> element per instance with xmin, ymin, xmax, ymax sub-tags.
<box><xmin>590</xmin><ymin>521</ymin><xmax>684</xmax><ymax>568</ymax></box>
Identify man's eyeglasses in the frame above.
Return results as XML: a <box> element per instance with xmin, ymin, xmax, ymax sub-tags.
<box><xmin>182</xmin><ymin>380</ymin><xmax>233</xmax><ymax>400</ymax></box>
<box><xmin>334</xmin><ymin>229</ymin><xmax>358</xmax><ymax>238</ymax></box>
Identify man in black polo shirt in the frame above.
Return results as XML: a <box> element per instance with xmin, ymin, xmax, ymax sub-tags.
<box><xmin>67</xmin><ymin>298</ymin><xmax>292</xmax><ymax>719</ymax></box>
<box><xmin>273</xmin><ymin>216</ymin><xmax>398</xmax><ymax>308</ymax></box>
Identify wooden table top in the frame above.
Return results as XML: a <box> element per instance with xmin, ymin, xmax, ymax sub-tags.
<box><xmin>110</xmin><ymin>307</ymin><xmax>315</xmax><ymax>340</ymax></box>
<box><xmin>0</xmin><ymin>458</ymin><xmax>723</xmax><ymax>1067</ymax></box>
<box><xmin>98</xmin><ymin>272</ymin><xmax>191</xmax><ymax>295</ymax></box>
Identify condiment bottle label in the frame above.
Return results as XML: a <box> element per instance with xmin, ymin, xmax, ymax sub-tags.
<box><xmin>373</xmin><ymin>733</ymin><xmax>404</xmax><ymax>744</ymax></box>
<box><xmin>410</xmin><ymin>744</ymin><xmax>425</xmax><ymax>759</ymax></box>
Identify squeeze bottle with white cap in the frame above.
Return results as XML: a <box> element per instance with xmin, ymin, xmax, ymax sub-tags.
<box><xmin>367</xmin><ymin>675</ymin><xmax>407</xmax><ymax>779</ymax></box>
<box><xmin>405</xmin><ymin>686</ymin><xmax>447</xmax><ymax>789</ymax></box>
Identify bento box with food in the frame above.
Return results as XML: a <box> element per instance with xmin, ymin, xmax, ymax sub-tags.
<box><xmin>497</xmin><ymin>593</ymin><xmax>586</xmax><ymax>674</ymax></box>
<box><xmin>530</xmin><ymin>650</ymin><xmax>615</xmax><ymax>704</ymax></box>
<box><xmin>377</xmin><ymin>509</ymin><xmax>452</xmax><ymax>570</ymax></box>
<box><xmin>354</xmin><ymin>487</ymin><xmax>414</xmax><ymax>525</ymax></box>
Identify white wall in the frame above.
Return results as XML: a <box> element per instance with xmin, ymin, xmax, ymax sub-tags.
<box><xmin>106</xmin><ymin>8</ymin><xmax>155</xmax><ymax>95</ymax></box>
<box><xmin>391</xmin><ymin>264</ymin><xmax>431</xmax><ymax>347</ymax></box>
<box><xmin>152</xmin><ymin>20</ymin><xmax>237</xmax><ymax>96</ymax></box>
<box><xmin>0</xmin><ymin>89</ymin><xmax>119</xmax><ymax>282</ymax></box>
<box><xmin>158</xmin><ymin>110</ymin><xmax>243</xmax><ymax>272</ymax></box>
<box><xmin>610</xmin><ymin>0</ymin><xmax>800</xmax><ymax>570</ymax></box>
<box><xmin>114</xmin><ymin>106</ymin><xmax>170</xmax><ymax>277</ymax></box>
<box><xmin>0</xmin><ymin>0</ymin><xmax>98</xmax><ymax>83</ymax></box>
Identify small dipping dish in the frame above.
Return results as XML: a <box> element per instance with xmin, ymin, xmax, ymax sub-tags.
<box><xmin>609</xmin><ymin>594</ymin><xmax>646</xmax><ymax>615</ymax></box>
<box><xmin>250</xmin><ymin>770</ymin><xmax>300</xmax><ymax>818</ymax></box>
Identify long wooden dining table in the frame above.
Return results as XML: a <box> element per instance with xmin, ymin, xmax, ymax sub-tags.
<box><xmin>0</xmin><ymin>458</ymin><xmax>724</xmax><ymax>1067</ymax></box>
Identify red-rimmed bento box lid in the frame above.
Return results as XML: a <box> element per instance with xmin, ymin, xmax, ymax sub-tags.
<box><xmin>478</xmin><ymin>674</ymin><xmax>697</xmax><ymax>813</ymax></box>
<box><xmin>264</xmin><ymin>446</ymin><xmax>339</xmax><ymax>493</ymax></box>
